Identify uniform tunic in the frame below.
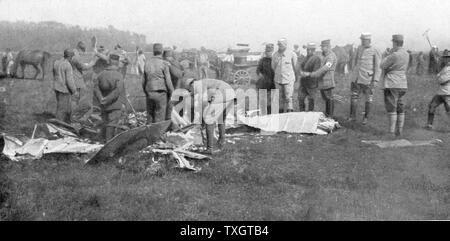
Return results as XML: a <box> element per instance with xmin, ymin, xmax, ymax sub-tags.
<box><xmin>380</xmin><ymin>47</ymin><xmax>409</xmax><ymax>89</ymax></box>
<box><xmin>143</xmin><ymin>56</ymin><xmax>174</xmax><ymax>123</ymax></box>
<box><xmin>53</xmin><ymin>58</ymin><xmax>77</xmax><ymax>123</ymax></box>
<box><xmin>94</xmin><ymin>65</ymin><xmax>126</xmax><ymax>142</ymax></box>
<box><xmin>311</xmin><ymin>50</ymin><xmax>337</xmax><ymax>90</ymax></box>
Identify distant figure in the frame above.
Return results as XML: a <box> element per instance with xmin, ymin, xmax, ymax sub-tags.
<box><xmin>293</xmin><ymin>44</ymin><xmax>302</xmax><ymax>62</ymax></box>
<box><xmin>272</xmin><ymin>38</ymin><xmax>298</xmax><ymax>113</ymax></box>
<box><xmin>221</xmin><ymin>48</ymin><xmax>234</xmax><ymax>82</ymax></box>
<box><xmin>52</xmin><ymin>49</ymin><xmax>77</xmax><ymax>123</ymax></box>
<box><xmin>197</xmin><ymin>47</ymin><xmax>209</xmax><ymax>79</ymax></box>
<box><xmin>256</xmin><ymin>43</ymin><xmax>275</xmax><ymax>114</ymax></box>
<box><xmin>114</xmin><ymin>44</ymin><xmax>130</xmax><ymax>78</ymax></box>
<box><xmin>136</xmin><ymin>49</ymin><xmax>146</xmax><ymax>76</ymax></box>
<box><xmin>92</xmin><ymin>46</ymin><xmax>110</xmax><ymax>75</ymax></box>
<box><xmin>380</xmin><ymin>34</ymin><xmax>409</xmax><ymax>137</ymax></box>
<box><xmin>425</xmin><ymin>51</ymin><xmax>450</xmax><ymax>130</ymax></box>
<box><xmin>429</xmin><ymin>45</ymin><xmax>440</xmax><ymax>75</ymax></box>
<box><xmin>416</xmin><ymin>51</ymin><xmax>426</xmax><ymax>76</ymax></box>
<box><xmin>143</xmin><ymin>43</ymin><xmax>174</xmax><ymax>124</ymax></box>
<box><xmin>407</xmin><ymin>50</ymin><xmax>413</xmax><ymax>72</ymax></box>
<box><xmin>93</xmin><ymin>53</ymin><xmax>127</xmax><ymax>142</ymax></box>
<box><xmin>2</xmin><ymin>48</ymin><xmax>14</xmax><ymax>77</ymax></box>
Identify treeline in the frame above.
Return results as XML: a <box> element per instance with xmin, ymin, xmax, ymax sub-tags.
<box><xmin>0</xmin><ymin>21</ymin><xmax>152</xmax><ymax>52</ymax></box>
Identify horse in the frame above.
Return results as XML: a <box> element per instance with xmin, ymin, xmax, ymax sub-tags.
<box><xmin>11</xmin><ymin>50</ymin><xmax>51</xmax><ymax>80</ymax></box>
<box><xmin>332</xmin><ymin>44</ymin><xmax>354</xmax><ymax>74</ymax></box>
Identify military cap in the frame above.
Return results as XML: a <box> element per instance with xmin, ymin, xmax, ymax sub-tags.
<box><xmin>304</xmin><ymin>42</ymin><xmax>317</xmax><ymax>49</ymax></box>
<box><xmin>153</xmin><ymin>43</ymin><xmax>163</xmax><ymax>52</ymax></box>
<box><xmin>392</xmin><ymin>34</ymin><xmax>404</xmax><ymax>42</ymax></box>
<box><xmin>109</xmin><ymin>53</ymin><xmax>120</xmax><ymax>61</ymax></box>
<box><xmin>277</xmin><ymin>38</ymin><xmax>288</xmax><ymax>47</ymax></box>
<box><xmin>360</xmin><ymin>33</ymin><xmax>371</xmax><ymax>40</ymax></box>
<box><xmin>320</xmin><ymin>39</ymin><xmax>331</xmax><ymax>46</ymax></box>
<box><xmin>63</xmin><ymin>49</ymin><xmax>75</xmax><ymax>58</ymax></box>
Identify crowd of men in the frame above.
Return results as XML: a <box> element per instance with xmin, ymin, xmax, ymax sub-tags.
<box><xmin>43</xmin><ymin>32</ymin><xmax>450</xmax><ymax>154</ymax></box>
<box><xmin>255</xmin><ymin>33</ymin><xmax>450</xmax><ymax>138</ymax></box>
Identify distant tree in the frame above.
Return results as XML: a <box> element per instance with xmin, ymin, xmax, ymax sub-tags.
<box><xmin>0</xmin><ymin>21</ymin><xmax>148</xmax><ymax>52</ymax></box>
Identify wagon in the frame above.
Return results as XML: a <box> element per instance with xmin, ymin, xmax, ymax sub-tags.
<box><xmin>219</xmin><ymin>44</ymin><xmax>261</xmax><ymax>85</ymax></box>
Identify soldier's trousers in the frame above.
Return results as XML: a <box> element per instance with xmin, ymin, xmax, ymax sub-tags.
<box><xmin>199</xmin><ymin>65</ymin><xmax>209</xmax><ymax>79</ymax></box>
<box><xmin>146</xmin><ymin>90</ymin><xmax>168</xmax><ymax>124</ymax></box>
<box><xmin>298</xmin><ymin>86</ymin><xmax>318</xmax><ymax>112</ymax></box>
<box><xmin>320</xmin><ymin>88</ymin><xmax>334</xmax><ymax>117</ymax></box>
<box><xmin>275</xmin><ymin>82</ymin><xmax>294</xmax><ymax>112</ymax></box>
<box><xmin>427</xmin><ymin>95</ymin><xmax>450</xmax><ymax>125</ymax></box>
<box><xmin>350</xmin><ymin>82</ymin><xmax>373</xmax><ymax>119</ymax></box>
<box><xmin>101</xmin><ymin>109</ymin><xmax>125</xmax><ymax>142</ymax></box>
<box><xmin>55</xmin><ymin>90</ymin><xmax>72</xmax><ymax>123</ymax></box>
<box><xmin>384</xmin><ymin>88</ymin><xmax>406</xmax><ymax>113</ymax></box>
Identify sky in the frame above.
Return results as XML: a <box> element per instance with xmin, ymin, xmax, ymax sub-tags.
<box><xmin>0</xmin><ymin>0</ymin><xmax>449</xmax><ymax>52</ymax></box>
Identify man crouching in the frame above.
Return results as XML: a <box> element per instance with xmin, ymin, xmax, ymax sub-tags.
<box><xmin>94</xmin><ymin>53</ymin><xmax>126</xmax><ymax>142</ymax></box>
<box><xmin>182</xmin><ymin>78</ymin><xmax>235</xmax><ymax>154</ymax></box>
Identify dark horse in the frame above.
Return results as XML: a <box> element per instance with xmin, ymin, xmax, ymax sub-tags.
<box><xmin>332</xmin><ymin>44</ymin><xmax>355</xmax><ymax>75</ymax></box>
<box><xmin>11</xmin><ymin>50</ymin><xmax>51</xmax><ymax>80</ymax></box>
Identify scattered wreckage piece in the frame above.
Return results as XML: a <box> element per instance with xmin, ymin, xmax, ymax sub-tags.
<box><xmin>0</xmin><ymin>134</ymin><xmax>103</xmax><ymax>161</ymax></box>
<box><xmin>237</xmin><ymin>112</ymin><xmax>340</xmax><ymax>135</ymax></box>
<box><xmin>86</xmin><ymin>120</ymin><xmax>172</xmax><ymax>165</ymax></box>
<box><xmin>361</xmin><ymin>139</ymin><xmax>443</xmax><ymax>148</ymax></box>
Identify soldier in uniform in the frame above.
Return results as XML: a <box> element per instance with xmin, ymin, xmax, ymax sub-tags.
<box><xmin>429</xmin><ymin>46</ymin><xmax>440</xmax><ymax>75</ymax></box>
<box><xmin>256</xmin><ymin>43</ymin><xmax>275</xmax><ymax>114</ymax></box>
<box><xmin>52</xmin><ymin>49</ymin><xmax>77</xmax><ymax>123</ymax></box>
<box><xmin>348</xmin><ymin>33</ymin><xmax>381</xmax><ymax>124</ymax></box>
<box><xmin>197</xmin><ymin>47</ymin><xmax>210</xmax><ymax>79</ymax></box>
<box><xmin>297</xmin><ymin>42</ymin><xmax>321</xmax><ymax>112</ymax></box>
<box><xmin>163</xmin><ymin>48</ymin><xmax>184</xmax><ymax>122</ymax></box>
<box><xmin>425</xmin><ymin>52</ymin><xmax>450</xmax><ymax>130</ymax></box>
<box><xmin>182</xmin><ymin>78</ymin><xmax>235</xmax><ymax>154</ymax></box>
<box><xmin>143</xmin><ymin>43</ymin><xmax>174</xmax><ymax>124</ymax></box>
<box><xmin>271</xmin><ymin>38</ymin><xmax>298</xmax><ymax>113</ymax></box>
<box><xmin>93</xmin><ymin>53</ymin><xmax>127</xmax><ymax>142</ymax></box>
<box><xmin>303</xmin><ymin>39</ymin><xmax>337</xmax><ymax>118</ymax></box>
<box><xmin>380</xmin><ymin>34</ymin><xmax>409</xmax><ymax>137</ymax></box>
<box><xmin>71</xmin><ymin>41</ymin><xmax>98</xmax><ymax>121</ymax></box>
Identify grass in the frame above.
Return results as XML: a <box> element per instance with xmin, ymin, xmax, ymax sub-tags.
<box><xmin>0</xmin><ymin>67</ymin><xmax>449</xmax><ymax>220</ymax></box>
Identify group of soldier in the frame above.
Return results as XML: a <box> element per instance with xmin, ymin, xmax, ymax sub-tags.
<box><xmin>49</xmin><ymin>32</ymin><xmax>450</xmax><ymax>153</ymax></box>
<box><xmin>255</xmin><ymin>33</ymin><xmax>450</xmax><ymax>137</ymax></box>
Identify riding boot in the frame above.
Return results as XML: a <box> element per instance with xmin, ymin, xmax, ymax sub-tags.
<box><xmin>205</xmin><ymin>124</ymin><xmax>215</xmax><ymax>153</ymax></box>
<box><xmin>329</xmin><ymin>100</ymin><xmax>335</xmax><ymax>118</ymax></box>
<box><xmin>308</xmin><ymin>98</ymin><xmax>315</xmax><ymax>112</ymax></box>
<box><xmin>362</xmin><ymin>101</ymin><xmax>371</xmax><ymax>124</ymax></box>
<box><xmin>397</xmin><ymin>113</ymin><xmax>405</xmax><ymax>137</ymax></box>
<box><xmin>426</xmin><ymin>113</ymin><xmax>434</xmax><ymax>129</ymax></box>
<box><xmin>388</xmin><ymin>112</ymin><xmax>397</xmax><ymax>137</ymax></box>
<box><xmin>325</xmin><ymin>101</ymin><xmax>330</xmax><ymax>117</ymax></box>
<box><xmin>217</xmin><ymin>123</ymin><xmax>225</xmax><ymax>149</ymax></box>
<box><xmin>299</xmin><ymin>101</ymin><xmax>306</xmax><ymax>112</ymax></box>
<box><xmin>349</xmin><ymin>98</ymin><xmax>357</xmax><ymax>121</ymax></box>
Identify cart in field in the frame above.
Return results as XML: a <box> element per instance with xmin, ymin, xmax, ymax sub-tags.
<box><xmin>219</xmin><ymin>44</ymin><xmax>261</xmax><ymax>85</ymax></box>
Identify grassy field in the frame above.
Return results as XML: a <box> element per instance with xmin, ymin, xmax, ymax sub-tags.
<box><xmin>0</xmin><ymin>66</ymin><xmax>449</xmax><ymax>220</ymax></box>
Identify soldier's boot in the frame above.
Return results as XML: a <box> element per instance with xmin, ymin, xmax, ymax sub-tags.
<box><xmin>362</xmin><ymin>101</ymin><xmax>371</xmax><ymax>125</ymax></box>
<box><xmin>205</xmin><ymin>124</ymin><xmax>215</xmax><ymax>155</ymax></box>
<box><xmin>308</xmin><ymin>98</ymin><xmax>315</xmax><ymax>112</ymax></box>
<box><xmin>348</xmin><ymin>98</ymin><xmax>358</xmax><ymax>121</ymax></box>
<box><xmin>396</xmin><ymin>113</ymin><xmax>405</xmax><ymax>137</ymax></box>
<box><xmin>217</xmin><ymin>123</ymin><xmax>226</xmax><ymax>149</ymax></box>
<box><xmin>388</xmin><ymin>112</ymin><xmax>398</xmax><ymax>138</ymax></box>
<box><xmin>299</xmin><ymin>100</ymin><xmax>306</xmax><ymax>112</ymax></box>
<box><xmin>425</xmin><ymin>113</ymin><xmax>434</xmax><ymax>130</ymax></box>
<box><xmin>329</xmin><ymin>100</ymin><xmax>335</xmax><ymax>119</ymax></box>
